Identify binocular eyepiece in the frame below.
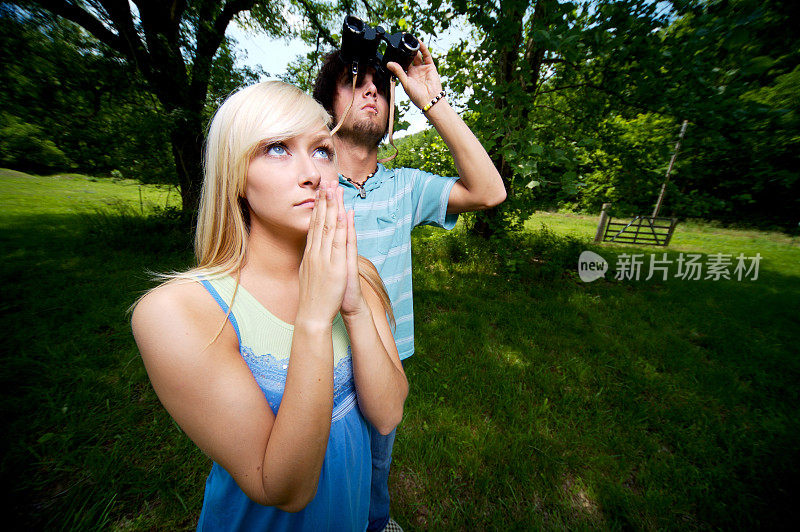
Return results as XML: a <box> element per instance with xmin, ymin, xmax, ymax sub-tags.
<box><xmin>340</xmin><ymin>15</ymin><xmax>420</xmax><ymax>81</ymax></box>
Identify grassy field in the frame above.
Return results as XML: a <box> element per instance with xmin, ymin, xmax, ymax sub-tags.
<box><xmin>0</xmin><ymin>169</ymin><xmax>179</xmax><ymax>220</ymax></box>
<box><xmin>1</xmin><ymin>170</ymin><xmax>799</xmax><ymax>530</ymax></box>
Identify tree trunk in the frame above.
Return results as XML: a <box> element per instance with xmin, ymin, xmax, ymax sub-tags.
<box><xmin>170</xmin><ymin>110</ymin><xmax>205</xmax><ymax>213</ymax></box>
<box><xmin>28</xmin><ymin>0</ymin><xmax>257</xmax><ymax>214</ymax></box>
<box><xmin>470</xmin><ymin>0</ymin><xmax>524</xmax><ymax>239</ymax></box>
<box><xmin>472</xmin><ymin>207</ymin><xmax>504</xmax><ymax>239</ymax></box>
<box><xmin>471</xmin><ymin>153</ymin><xmax>512</xmax><ymax>239</ymax></box>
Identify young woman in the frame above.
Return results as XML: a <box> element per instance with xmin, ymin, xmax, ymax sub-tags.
<box><xmin>131</xmin><ymin>81</ymin><xmax>408</xmax><ymax>531</ymax></box>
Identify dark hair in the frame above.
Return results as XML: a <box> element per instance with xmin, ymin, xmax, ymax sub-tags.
<box><xmin>312</xmin><ymin>50</ymin><xmax>391</xmax><ymax>120</ymax></box>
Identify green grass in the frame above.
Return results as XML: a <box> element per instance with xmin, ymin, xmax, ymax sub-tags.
<box><xmin>2</xmin><ymin>170</ymin><xmax>799</xmax><ymax>530</ymax></box>
<box><xmin>0</xmin><ymin>168</ymin><xmax>178</xmax><ymax>223</ymax></box>
<box><xmin>398</xmin><ymin>215</ymin><xmax>800</xmax><ymax>529</ymax></box>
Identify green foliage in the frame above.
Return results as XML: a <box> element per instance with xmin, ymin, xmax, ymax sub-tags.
<box><xmin>0</xmin><ymin>113</ymin><xmax>69</xmax><ymax>172</ymax></box>
<box><xmin>382</xmin><ymin>128</ymin><xmax>457</xmax><ymax>176</ymax></box>
<box><xmin>431</xmin><ymin>0</ymin><xmax>680</xmax><ymax>236</ymax></box>
<box><xmin>6</xmin><ymin>0</ymin><xmax>305</xmax><ymax>210</ymax></box>
<box><xmin>0</xmin><ymin>12</ymin><xmax>176</xmax><ymax>182</ymax></box>
<box><xmin>282</xmin><ymin>55</ymin><xmax>319</xmax><ymax>93</ymax></box>
<box><xmin>567</xmin><ymin>113</ymin><xmax>675</xmax><ymax>216</ymax></box>
<box><xmin>7</xmin><ymin>0</ymin><xmax>799</xmax><ymax>227</ymax></box>
<box><xmin>206</xmin><ymin>39</ymin><xmax>268</xmax><ymax>115</ymax></box>
<box><xmin>79</xmin><ymin>204</ymin><xmax>193</xmax><ymax>254</ymax></box>
<box><xmin>645</xmin><ymin>0</ymin><xmax>800</xmax><ymax>228</ymax></box>
<box><xmin>393</xmin><ymin>0</ymin><xmax>800</xmax><ymax>230</ymax></box>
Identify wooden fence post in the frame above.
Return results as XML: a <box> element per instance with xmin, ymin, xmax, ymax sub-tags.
<box><xmin>594</xmin><ymin>203</ymin><xmax>612</xmax><ymax>243</ymax></box>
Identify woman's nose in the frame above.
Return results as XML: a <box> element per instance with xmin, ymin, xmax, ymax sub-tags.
<box><xmin>298</xmin><ymin>154</ymin><xmax>322</xmax><ymax>187</ymax></box>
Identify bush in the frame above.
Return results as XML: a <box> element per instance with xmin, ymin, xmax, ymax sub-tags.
<box><xmin>413</xmin><ymin>223</ymin><xmax>587</xmax><ymax>283</ymax></box>
<box><xmin>0</xmin><ymin>114</ymin><xmax>70</xmax><ymax>173</ymax></box>
<box><xmin>494</xmin><ymin>224</ymin><xmax>586</xmax><ymax>281</ymax></box>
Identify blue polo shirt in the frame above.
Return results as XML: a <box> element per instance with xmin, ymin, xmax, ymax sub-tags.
<box><xmin>340</xmin><ymin>164</ymin><xmax>458</xmax><ymax>360</ymax></box>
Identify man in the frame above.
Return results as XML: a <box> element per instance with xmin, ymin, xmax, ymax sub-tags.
<box><xmin>313</xmin><ymin>40</ymin><xmax>506</xmax><ymax>531</ymax></box>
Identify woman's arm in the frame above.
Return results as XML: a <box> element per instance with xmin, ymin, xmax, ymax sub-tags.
<box><xmin>132</xmin><ymin>183</ymin><xmax>348</xmax><ymax>512</ymax></box>
<box><xmin>340</xmin><ymin>206</ymin><xmax>408</xmax><ymax>435</ymax></box>
<box><xmin>344</xmin><ymin>279</ymin><xmax>408</xmax><ymax>434</ymax></box>
<box><xmin>132</xmin><ymin>287</ymin><xmax>333</xmax><ymax>511</ymax></box>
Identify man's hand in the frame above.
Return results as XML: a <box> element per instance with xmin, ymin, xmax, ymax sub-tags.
<box><xmin>386</xmin><ymin>41</ymin><xmax>443</xmax><ymax>110</ymax></box>
<box><xmin>388</xmin><ymin>40</ymin><xmax>506</xmax><ymax>214</ymax></box>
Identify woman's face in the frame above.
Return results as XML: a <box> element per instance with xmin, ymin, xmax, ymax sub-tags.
<box><xmin>244</xmin><ymin>126</ymin><xmax>337</xmax><ymax>236</ymax></box>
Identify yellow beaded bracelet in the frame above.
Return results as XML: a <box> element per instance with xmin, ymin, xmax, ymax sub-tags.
<box><xmin>422</xmin><ymin>90</ymin><xmax>446</xmax><ymax>113</ymax></box>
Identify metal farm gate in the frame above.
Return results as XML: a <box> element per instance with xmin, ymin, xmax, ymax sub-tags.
<box><xmin>602</xmin><ymin>215</ymin><xmax>678</xmax><ymax>246</ymax></box>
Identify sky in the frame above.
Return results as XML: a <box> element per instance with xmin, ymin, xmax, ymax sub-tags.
<box><xmin>225</xmin><ymin>18</ymin><xmax>473</xmax><ymax>137</ymax></box>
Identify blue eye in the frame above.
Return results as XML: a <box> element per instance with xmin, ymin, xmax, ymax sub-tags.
<box><xmin>266</xmin><ymin>144</ymin><xmax>287</xmax><ymax>156</ymax></box>
<box><xmin>313</xmin><ymin>147</ymin><xmax>333</xmax><ymax>160</ymax></box>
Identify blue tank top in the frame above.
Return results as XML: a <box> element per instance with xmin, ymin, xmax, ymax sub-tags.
<box><xmin>196</xmin><ymin>276</ymin><xmax>370</xmax><ymax>531</ymax></box>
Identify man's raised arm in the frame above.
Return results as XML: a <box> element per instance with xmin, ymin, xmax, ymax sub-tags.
<box><xmin>387</xmin><ymin>41</ymin><xmax>507</xmax><ymax>214</ymax></box>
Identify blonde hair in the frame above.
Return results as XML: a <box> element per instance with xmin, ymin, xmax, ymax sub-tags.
<box><xmin>140</xmin><ymin>80</ymin><xmax>394</xmax><ymax>327</ymax></box>
<box><xmin>196</xmin><ymin>81</ymin><xmax>331</xmax><ymax>275</ymax></box>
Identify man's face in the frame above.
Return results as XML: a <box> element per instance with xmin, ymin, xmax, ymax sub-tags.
<box><xmin>332</xmin><ymin>69</ymin><xmax>389</xmax><ymax>147</ymax></box>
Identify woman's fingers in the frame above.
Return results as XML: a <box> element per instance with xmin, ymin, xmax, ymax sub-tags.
<box><xmin>331</xmin><ymin>187</ymin><xmax>347</xmax><ymax>262</ymax></box>
<box><xmin>345</xmin><ymin>210</ymin><xmax>359</xmax><ymax>286</ymax></box>
<box><xmin>320</xmin><ymin>182</ymin><xmax>339</xmax><ymax>255</ymax></box>
<box><xmin>310</xmin><ymin>181</ymin><xmax>327</xmax><ymax>253</ymax></box>
<box><xmin>346</xmin><ymin>210</ymin><xmax>358</xmax><ymax>264</ymax></box>
<box><xmin>304</xmin><ymin>187</ymin><xmax>321</xmax><ymax>256</ymax></box>
<box><xmin>336</xmin><ymin>184</ymin><xmax>346</xmax><ymax>214</ymax></box>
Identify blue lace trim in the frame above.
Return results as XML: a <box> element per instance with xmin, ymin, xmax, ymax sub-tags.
<box><xmin>198</xmin><ymin>280</ymin><xmax>357</xmax><ymax>421</ymax></box>
<box><xmin>240</xmin><ymin>345</ymin><xmax>357</xmax><ymax>422</ymax></box>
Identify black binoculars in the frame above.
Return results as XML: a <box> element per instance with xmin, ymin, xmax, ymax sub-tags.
<box><xmin>340</xmin><ymin>15</ymin><xmax>420</xmax><ymax>82</ymax></box>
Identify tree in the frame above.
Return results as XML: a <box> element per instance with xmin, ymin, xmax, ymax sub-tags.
<box><xmin>433</xmin><ymin>0</ymin><xmax>679</xmax><ymax>237</ymax></box>
<box><xmin>437</xmin><ymin>0</ymin><xmax>800</xmax><ymax>233</ymax></box>
<box><xmin>380</xmin><ymin>127</ymin><xmax>457</xmax><ymax>177</ymax></box>
<box><xmin>9</xmin><ymin>0</ymin><xmax>296</xmax><ymax>210</ymax></box>
<box><xmin>5</xmin><ymin>0</ymin><xmax>440</xmax><ymax>208</ymax></box>
<box><xmin>568</xmin><ymin>0</ymin><xmax>800</xmax><ymax>228</ymax></box>
<box><xmin>659</xmin><ymin>0</ymin><xmax>800</xmax><ymax>228</ymax></box>
<box><xmin>0</xmin><ymin>9</ymin><xmax>180</xmax><ymax>179</ymax></box>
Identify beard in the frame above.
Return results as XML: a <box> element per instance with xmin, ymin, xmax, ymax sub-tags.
<box><xmin>336</xmin><ymin>115</ymin><xmax>388</xmax><ymax>148</ymax></box>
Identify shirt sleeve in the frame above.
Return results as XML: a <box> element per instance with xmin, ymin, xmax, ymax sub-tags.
<box><xmin>408</xmin><ymin>168</ymin><xmax>459</xmax><ymax>230</ymax></box>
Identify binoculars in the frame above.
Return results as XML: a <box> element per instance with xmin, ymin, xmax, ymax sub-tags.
<box><xmin>340</xmin><ymin>15</ymin><xmax>420</xmax><ymax>82</ymax></box>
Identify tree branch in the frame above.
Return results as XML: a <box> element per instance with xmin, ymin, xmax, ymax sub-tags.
<box><xmin>536</xmin><ymin>83</ymin><xmax>592</xmax><ymax>95</ymax></box>
<box><xmin>28</xmin><ymin>0</ymin><xmax>123</xmax><ymax>51</ymax></box>
<box><xmin>103</xmin><ymin>0</ymin><xmax>153</xmax><ymax>73</ymax></box>
<box><xmin>532</xmin><ymin>104</ymin><xmax>575</xmax><ymax>119</ymax></box>
<box><xmin>523</xmin><ymin>0</ymin><xmax>557</xmax><ymax>94</ymax></box>
<box><xmin>295</xmin><ymin>0</ymin><xmax>337</xmax><ymax>47</ymax></box>
<box><xmin>27</xmin><ymin>0</ymin><xmax>155</xmax><ymax>77</ymax></box>
<box><xmin>360</xmin><ymin>0</ymin><xmax>376</xmax><ymax>20</ymax></box>
<box><xmin>132</xmin><ymin>0</ymin><xmax>185</xmax><ymax>41</ymax></box>
<box><xmin>189</xmin><ymin>0</ymin><xmax>257</xmax><ymax>106</ymax></box>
